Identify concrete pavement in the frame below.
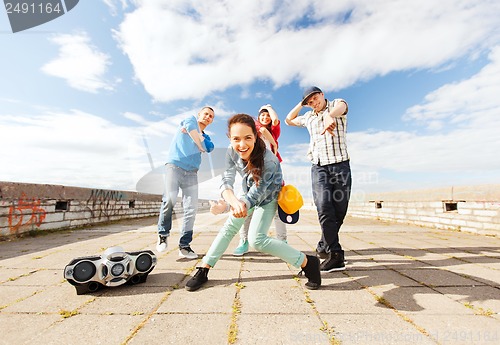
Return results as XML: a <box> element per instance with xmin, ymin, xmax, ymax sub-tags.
<box><xmin>0</xmin><ymin>210</ymin><xmax>499</xmax><ymax>345</ymax></box>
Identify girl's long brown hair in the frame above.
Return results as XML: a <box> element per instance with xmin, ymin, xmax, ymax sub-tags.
<box><xmin>228</xmin><ymin>114</ymin><xmax>266</xmax><ymax>186</ymax></box>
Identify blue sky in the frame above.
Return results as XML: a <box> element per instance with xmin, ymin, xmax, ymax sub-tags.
<box><xmin>1</xmin><ymin>0</ymin><xmax>499</xmax><ymax>201</ymax></box>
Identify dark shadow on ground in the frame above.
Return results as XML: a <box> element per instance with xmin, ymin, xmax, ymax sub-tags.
<box><xmin>318</xmin><ymin>247</ymin><xmax>500</xmax><ymax>312</ymax></box>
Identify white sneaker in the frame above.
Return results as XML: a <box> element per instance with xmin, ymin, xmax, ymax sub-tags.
<box><xmin>179</xmin><ymin>246</ymin><xmax>198</xmax><ymax>259</ymax></box>
<box><xmin>156</xmin><ymin>235</ymin><xmax>168</xmax><ymax>252</ymax></box>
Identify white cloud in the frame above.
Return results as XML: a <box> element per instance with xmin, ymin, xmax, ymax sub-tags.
<box><xmin>348</xmin><ymin>48</ymin><xmax>500</xmax><ymax>190</ymax></box>
<box><xmin>0</xmin><ymin>110</ymin><xmax>151</xmax><ymax>191</ymax></box>
<box><xmin>42</xmin><ymin>32</ymin><xmax>114</xmax><ymax>93</ymax></box>
<box><xmin>275</xmin><ymin>46</ymin><xmax>500</xmax><ymax>193</ymax></box>
<box><xmin>102</xmin><ymin>0</ymin><xmax>130</xmax><ymax>15</ymax></box>
<box><xmin>404</xmin><ymin>46</ymin><xmax>500</xmax><ymax>129</ymax></box>
<box><xmin>114</xmin><ymin>0</ymin><xmax>500</xmax><ymax>102</ymax></box>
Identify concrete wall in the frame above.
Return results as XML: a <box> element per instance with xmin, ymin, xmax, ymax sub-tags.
<box><xmin>0</xmin><ymin>181</ymin><xmax>210</xmax><ymax>238</ymax></box>
<box><xmin>345</xmin><ymin>184</ymin><xmax>500</xmax><ymax>235</ymax></box>
<box><xmin>2</xmin><ymin>181</ymin><xmax>498</xmax><ymax>238</ymax></box>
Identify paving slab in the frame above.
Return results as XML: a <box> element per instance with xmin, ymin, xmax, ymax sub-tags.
<box><xmin>128</xmin><ymin>314</ymin><xmax>232</xmax><ymax>345</ymax></box>
<box><xmin>407</xmin><ymin>314</ymin><xmax>500</xmax><ymax>345</ymax></box>
<box><xmin>0</xmin><ymin>313</ymin><xmax>61</xmax><ymax>345</ymax></box>
<box><xmin>34</xmin><ymin>314</ymin><xmax>144</xmax><ymax>345</ymax></box>
<box><xmin>323</xmin><ymin>313</ymin><xmax>437</xmax><ymax>345</ymax></box>
<box><xmin>238</xmin><ymin>314</ymin><xmax>329</xmax><ymax>344</ymax></box>
<box><xmin>0</xmin><ymin>210</ymin><xmax>499</xmax><ymax>345</ymax></box>
<box><xmin>435</xmin><ymin>285</ymin><xmax>500</xmax><ymax>319</ymax></box>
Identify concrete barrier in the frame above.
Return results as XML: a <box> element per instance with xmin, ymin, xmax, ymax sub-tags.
<box><xmin>345</xmin><ymin>184</ymin><xmax>500</xmax><ymax>235</ymax></box>
<box><xmin>2</xmin><ymin>181</ymin><xmax>498</xmax><ymax>238</ymax></box>
<box><xmin>0</xmin><ymin>181</ymin><xmax>210</xmax><ymax>238</ymax></box>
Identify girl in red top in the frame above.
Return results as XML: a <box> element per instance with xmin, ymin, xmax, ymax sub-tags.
<box><xmin>255</xmin><ymin>104</ymin><xmax>282</xmax><ymax>162</ymax></box>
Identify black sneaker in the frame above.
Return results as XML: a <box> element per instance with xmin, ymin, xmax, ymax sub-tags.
<box><xmin>179</xmin><ymin>246</ymin><xmax>198</xmax><ymax>259</ymax></box>
<box><xmin>300</xmin><ymin>255</ymin><xmax>321</xmax><ymax>290</ymax></box>
<box><xmin>316</xmin><ymin>249</ymin><xmax>328</xmax><ymax>260</ymax></box>
<box><xmin>185</xmin><ymin>267</ymin><xmax>209</xmax><ymax>291</ymax></box>
<box><xmin>320</xmin><ymin>251</ymin><xmax>346</xmax><ymax>272</ymax></box>
<box><xmin>156</xmin><ymin>235</ymin><xmax>168</xmax><ymax>252</ymax></box>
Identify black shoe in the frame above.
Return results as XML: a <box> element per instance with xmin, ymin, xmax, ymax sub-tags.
<box><xmin>179</xmin><ymin>246</ymin><xmax>198</xmax><ymax>259</ymax></box>
<box><xmin>316</xmin><ymin>249</ymin><xmax>328</xmax><ymax>260</ymax></box>
<box><xmin>185</xmin><ymin>267</ymin><xmax>209</xmax><ymax>291</ymax></box>
<box><xmin>320</xmin><ymin>251</ymin><xmax>346</xmax><ymax>273</ymax></box>
<box><xmin>300</xmin><ymin>255</ymin><xmax>321</xmax><ymax>290</ymax></box>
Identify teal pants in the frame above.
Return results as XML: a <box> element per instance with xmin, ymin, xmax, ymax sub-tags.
<box><xmin>202</xmin><ymin>200</ymin><xmax>305</xmax><ymax>268</ymax></box>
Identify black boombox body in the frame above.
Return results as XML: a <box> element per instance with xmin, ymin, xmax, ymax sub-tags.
<box><xmin>64</xmin><ymin>246</ymin><xmax>157</xmax><ymax>295</ymax></box>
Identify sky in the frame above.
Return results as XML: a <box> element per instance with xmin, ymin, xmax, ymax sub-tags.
<box><xmin>1</xmin><ymin>0</ymin><xmax>499</xmax><ymax>201</ymax></box>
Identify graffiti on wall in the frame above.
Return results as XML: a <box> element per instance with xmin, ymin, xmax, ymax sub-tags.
<box><xmin>84</xmin><ymin>189</ymin><xmax>125</xmax><ymax>219</ymax></box>
<box><xmin>8</xmin><ymin>193</ymin><xmax>47</xmax><ymax>234</ymax></box>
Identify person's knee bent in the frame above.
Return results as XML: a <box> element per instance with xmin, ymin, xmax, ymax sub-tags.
<box><xmin>248</xmin><ymin>232</ymin><xmax>268</xmax><ymax>252</ymax></box>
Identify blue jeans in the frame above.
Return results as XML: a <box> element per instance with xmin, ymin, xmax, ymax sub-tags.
<box><xmin>311</xmin><ymin>160</ymin><xmax>351</xmax><ymax>253</ymax></box>
<box><xmin>158</xmin><ymin>164</ymin><xmax>198</xmax><ymax>248</ymax></box>
<box><xmin>202</xmin><ymin>200</ymin><xmax>305</xmax><ymax>268</ymax></box>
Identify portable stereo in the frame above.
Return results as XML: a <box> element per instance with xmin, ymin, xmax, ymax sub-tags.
<box><xmin>64</xmin><ymin>246</ymin><xmax>157</xmax><ymax>295</ymax></box>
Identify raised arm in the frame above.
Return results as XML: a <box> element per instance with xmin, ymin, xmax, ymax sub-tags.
<box><xmin>260</xmin><ymin>104</ymin><xmax>280</xmax><ymax>126</ymax></box>
<box><xmin>285</xmin><ymin>101</ymin><xmax>303</xmax><ymax>127</ymax></box>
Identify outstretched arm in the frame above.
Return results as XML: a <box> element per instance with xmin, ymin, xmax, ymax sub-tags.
<box><xmin>320</xmin><ymin>100</ymin><xmax>348</xmax><ymax>135</ymax></box>
<box><xmin>188</xmin><ymin>129</ymin><xmax>206</xmax><ymax>152</ymax></box>
<box><xmin>222</xmin><ymin>189</ymin><xmax>247</xmax><ymax>218</ymax></box>
<box><xmin>209</xmin><ymin>199</ymin><xmax>228</xmax><ymax>215</ymax></box>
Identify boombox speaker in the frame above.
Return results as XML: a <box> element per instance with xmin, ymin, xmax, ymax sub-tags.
<box><xmin>64</xmin><ymin>246</ymin><xmax>157</xmax><ymax>295</ymax></box>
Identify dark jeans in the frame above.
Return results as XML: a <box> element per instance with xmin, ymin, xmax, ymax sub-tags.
<box><xmin>311</xmin><ymin>160</ymin><xmax>351</xmax><ymax>253</ymax></box>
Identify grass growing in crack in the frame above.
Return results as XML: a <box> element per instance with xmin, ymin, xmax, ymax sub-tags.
<box><xmin>227</xmin><ymin>260</ymin><xmax>245</xmax><ymax>344</ymax></box>
<box><xmin>185</xmin><ymin>266</ymin><xmax>196</xmax><ymax>276</ymax></box>
<box><xmin>228</xmin><ymin>296</ymin><xmax>242</xmax><ymax>344</ymax></box>
<box><xmin>7</xmin><ymin>271</ymin><xmax>35</xmax><ymax>282</ymax></box>
<box><xmin>59</xmin><ymin>309</ymin><xmax>79</xmax><ymax>318</ymax></box>
<box><xmin>122</xmin><ymin>290</ymin><xmax>173</xmax><ymax>345</ymax></box>
<box><xmin>319</xmin><ymin>321</ymin><xmax>341</xmax><ymax>345</ymax></box>
<box><xmin>464</xmin><ymin>302</ymin><xmax>495</xmax><ymax>316</ymax></box>
<box><xmin>476</xmin><ymin>307</ymin><xmax>494</xmax><ymax>316</ymax></box>
<box><xmin>375</xmin><ymin>295</ymin><xmax>392</xmax><ymax>308</ymax></box>
<box><xmin>304</xmin><ymin>291</ymin><xmax>314</xmax><ymax>304</ymax></box>
<box><xmin>293</xmin><ymin>273</ymin><xmax>339</xmax><ymax>344</ymax></box>
<box><xmin>370</xmin><ymin>290</ymin><xmax>429</xmax><ymax>337</ymax></box>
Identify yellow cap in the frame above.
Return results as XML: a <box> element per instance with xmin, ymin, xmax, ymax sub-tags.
<box><xmin>277</xmin><ymin>185</ymin><xmax>304</xmax><ymax>214</ymax></box>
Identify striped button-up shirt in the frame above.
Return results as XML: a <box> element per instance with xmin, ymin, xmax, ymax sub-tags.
<box><xmin>296</xmin><ymin>99</ymin><xmax>349</xmax><ymax>165</ymax></box>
